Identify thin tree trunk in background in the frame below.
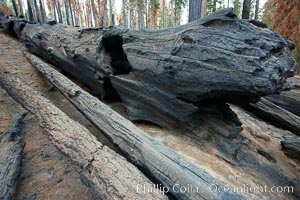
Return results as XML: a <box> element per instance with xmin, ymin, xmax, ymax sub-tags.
<box><xmin>39</xmin><ymin>0</ymin><xmax>47</xmax><ymax>23</ymax></box>
<box><xmin>68</xmin><ymin>0</ymin><xmax>74</xmax><ymax>26</ymax></box>
<box><xmin>97</xmin><ymin>0</ymin><xmax>103</xmax><ymax>26</ymax></box>
<box><xmin>188</xmin><ymin>0</ymin><xmax>202</xmax><ymax>22</ymax></box>
<box><xmin>65</xmin><ymin>0</ymin><xmax>71</xmax><ymax>25</ymax></box>
<box><xmin>52</xmin><ymin>0</ymin><xmax>57</xmax><ymax>21</ymax></box>
<box><xmin>242</xmin><ymin>0</ymin><xmax>251</xmax><ymax>19</ymax></box>
<box><xmin>33</xmin><ymin>0</ymin><xmax>41</xmax><ymax>23</ymax></box>
<box><xmin>201</xmin><ymin>0</ymin><xmax>207</xmax><ymax>17</ymax></box>
<box><xmin>17</xmin><ymin>0</ymin><xmax>24</xmax><ymax>16</ymax></box>
<box><xmin>255</xmin><ymin>0</ymin><xmax>260</xmax><ymax>20</ymax></box>
<box><xmin>170</xmin><ymin>0</ymin><xmax>175</xmax><ymax>26</ymax></box>
<box><xmin>125</xmin><ymin>0</ymin><xmax>130</xmax><ymax>28</ymax></box>
<box><xmin>109</xmin><ymin>0</ymin><xmax>114</xmax><ymax>25</ymax></box>
<box><xmin>137</xmin><ymin>0</ymin><xmax>144</xmax><ymax>30</ymax></box>
<box><xmin>90</xmin><ymin>0</ymin><xmax>96</xmax><ymax>26</ymax></box>
<box><xmin>102</xmin><ymin>0</ymin><xmax>109</xmax><ymax>26</ymax></box>
<box><xmin>92</xmin><ymin>0</ymin><xmax>99</xmax><ymax>27</ymax></box>
<box><xmin>27</xmin><ymin>0</ymin><xmax>34</xmax><ymax>22</ymax></box>
<box><xmin>56</xmin><ymin>0</ymin><xmax>63</xmax><ymax>23</ymax></box>
<box><xmin>162</xmin><ymin>0</ymin><xmax>165</xmax><ymax>28</ymax></box>
<box><xmin>11</xmin><ymin>0</ymin><xmax>19</xmax><ymax>16</ymax></box>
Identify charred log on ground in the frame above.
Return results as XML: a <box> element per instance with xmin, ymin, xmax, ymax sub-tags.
<box><xmin>23</xmin><ymin>50</ymin><xmax>247</xmax><ymax>200</ymax></box>
<box><xmin>0</xmin><ymin>70</ymin><xmax>167</xmax><ymax>200</ymax></box>
<box><xmin>1</xmin><ymin>8</ymin><xmax>297</xmax><ymax>141</ymax></box>
<box><xmin>0</xmin><ymin>111</ymin><xmax>27</xmax><ymax>200</ymax></box>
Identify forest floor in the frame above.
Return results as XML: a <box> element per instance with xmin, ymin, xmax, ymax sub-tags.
<box><xmin>0</xmin><ymin>29</ymin><xmax>299</xmax><ymax>200</ymax></box>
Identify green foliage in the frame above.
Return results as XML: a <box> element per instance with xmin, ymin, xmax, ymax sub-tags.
<box><xmin>207</xmin><ymin>0</ymin><xmax>223</xmax><ymax>15</ymax></box>
<box><xmin>151</xmin><ymin>0</ymin><xmax>160</xmax><ymax>10</ymax></box>
<box><xmin>233</xmin><ymin>0</ymin><xmax>242</xmax><ymax>18</ymax></box>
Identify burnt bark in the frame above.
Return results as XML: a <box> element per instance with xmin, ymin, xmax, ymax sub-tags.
<box><xmin>0</xmin><ymin>69</ymin><xmax>167</xmax><ymax>200</ymax></box>
<box><xmin>281</xmin><ymin>134</ymin><xmax>300</xmax><ymax>161</ymax></box>
<box><xmin>0</xmin><ymin>111</ymin><xmax>27</xmax><ymax>200</ymax></box>
<box><xmin>188</xmin><ymin>0</ymin><xmax>202</xmax><ymax>22</ymax></box>
<box><xmin>242</xmin><ymin>0</ymin><xmax>251</xmax><ymax>19</ymax></box>
<box><xmin>240</xmin><ymin>98</ymin><xmax>300</xmax><ymax>136</ymax></box>
<box><xmin>3</xmin><ymin>8</ymin><xmax>298</xmax><ymax>140</ymax></box>
<box><xmin>23</xmin><ymin>50</ymin><xmax>247</xmax><ymax>200</ymax></box>
<box><xmin>27</xmin><ymin>0</ymin><xmax>34</xmax><ymax>22</ymax></box>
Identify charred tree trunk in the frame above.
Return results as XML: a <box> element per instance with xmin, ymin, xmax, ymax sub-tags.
<box><xmin>23</xmin><ymin>50</ymin><xmax>247</xmax><ymax>200</ymax></box>
<box><xmin>188</xmin><ymin>0</ymin><xmax>202</xmax><ymax>22</ymax></box>
<box><xmin>26</xmin><ymin>0</ymin><xmax>34</xmax><ymax>22</ymax></box>
<box><xmin>0</xmin><ymin>111</ymin><xmax>27</xmax><ymax>200</ymax></box>
<box><xmin>281</xmin><ymin>134</ymin><xmax>300</xmax><ymax>161</ymax></box>
<box><xmin>0</xmin><ymin>68</ymin><xmax>167</xmax><ymax>200</ymax></box>
<box><xmin>255</xmin><ymin>0</ymin><xmax>259</xmax><ymax>20</ymax></box>
<box><xmin>242</xmin><ymin>0</ymin><xmax>251</xmax><ymax>19</ymax></box>
<box><xmin>6</xmin><ymin>8</ymin><xmax>297</xmax><ymax>141</ymax></box>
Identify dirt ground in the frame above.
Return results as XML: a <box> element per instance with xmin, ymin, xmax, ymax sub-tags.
<box><xmin>0</xmin><ymin>29</ymin><xmax>299</xmax><ymax>200</ymax></box>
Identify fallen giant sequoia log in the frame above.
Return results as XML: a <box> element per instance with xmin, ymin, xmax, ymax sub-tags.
<box><xmin>11</xmin><ymin>8</ymin><xmax>296</xmax><ymax>137</ymax></box>
<box><xmin>0</xmin><ymin>71</ymin><xmax>167</xmax><ymax>200</ymax></box>
<box><xmin>0</xmin><ymin>111</ymin><xmax>27</xmax><ymax>200</ymax></box>
<box><xmin>23</xmin><ymin>51</ymin><xmax>247</xmax><ymax>200</ymax></box>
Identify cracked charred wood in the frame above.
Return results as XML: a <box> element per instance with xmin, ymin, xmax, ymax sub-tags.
<box><xmin>0</xmin><ymin>111</ymin><xmax>27</xmax><ymax>200</ymax></box>
<box><xmin>264</xmin><ymin>88</ymin><xmax>300</xmax><ymax>117</ymax></box>
<box><xmin>7</xmin><ymin>8</ymin><xmax>297</xmax><ymax>136</ymax></box>
<box><xmin>281</xmin><ymin>134</ymin><xmax>300</xmax><ymax>161</ymax></box>
<box><xmin>0</xmin><ymin>16</ymin><xmax>27</xmax><ymax>38</ymax></box>
<box><xmin>24</xmin><ymin>50</ymin><xmax>247</xmax><ymax>200</ymax></box>
<box><xmin>0</xmin><ymin>71</ymin><xmax>167</xmax><ymax>200</ymax></box>
<box><xmin>239</xmin><ymin>98</ymin><xmax>300</xmax><ymax>136</ymax></box>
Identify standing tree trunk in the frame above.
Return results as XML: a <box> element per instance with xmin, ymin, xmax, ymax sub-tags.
<box><xmin>108</xmin><ymin>0</ymin><xmax>114</xmax><ymax>25</ymax></box>
<box><xmin>161</xmin><ymin>0</ymin><xmax>166</xmax><ymax>28</ymax></box>
<box><xmin>137</xmin><ymin>0</ymin><xmax>145</xmax><ymax>30</ymax></box>
<box><xmin>255</xmin><ymin>0</ymin><xmax>260</xmax><ymax>20</ymax></box>
<box><xmin>170</xmin><ymin>0</ymin><xmax>175</xmax><ymax>26</ymax></box>
<box><xmin>90</xmin><ymin>0</ymin><xmax>96</xmax><ymax>26</ymax></box>
<box><xmin>39</xmin><ymin>0</ymin><xmax>47</xmax><ymax>23</ymax></box>
<box><xmin>56</xmin><ymin>0</ymin><xmax>63</xmax><ymax>23</ymax></box>
<box><xmin>123</xmin><ymin>0</ymin><xmax>130</xmax><ymax>28</ymax></box>
<box><xmin>52</xmin><ymin>0</ymin><xmax>58</xmax><ymax>21</ymax></box>
<box><xmin>201</xmin><ymin>0</ymin><xmax>207</xmax><ymax>17</ymax></box>
<box><xmin>242</xmin><ymin>0</ymin><xmax>251</xmax><ymax>19</ymax></box>
<box><xmin>17</xmin><ymin>0</ymin><xmax>24</xmax><ymax>16</ymax></box>
<box><xmin>33</xmin><ymin>0</ymin><xmax>41</xmax><ymax>23</ymax></box>
<box><xmin>68</xmin><ymin>0</ymin><xmax>74</xmax><ymax>25</ymax></box>
<box><xmin>64</xmin><ymin>0</ymin><xmax>71</xmax><ymax>25</ymax></box>
<box><xmin>188</xmin><ymin>0</ymin><xmax>202</xmax><ymax>22</ymax></box>
<box><xmin>27</xmin><ymin>0</ymin><xmax>34</xmax><ymax>22</ymax></box>
<box><xmin>11</xmin><ymin>0</ymin><xmax>19</xmax><ymax>16</ymax></box>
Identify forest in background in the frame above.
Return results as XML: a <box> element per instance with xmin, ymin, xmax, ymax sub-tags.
<box><xmin>0</xmin><ymin>0</ymin><xmax>299</xmax><ymax>71</ymax></box>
